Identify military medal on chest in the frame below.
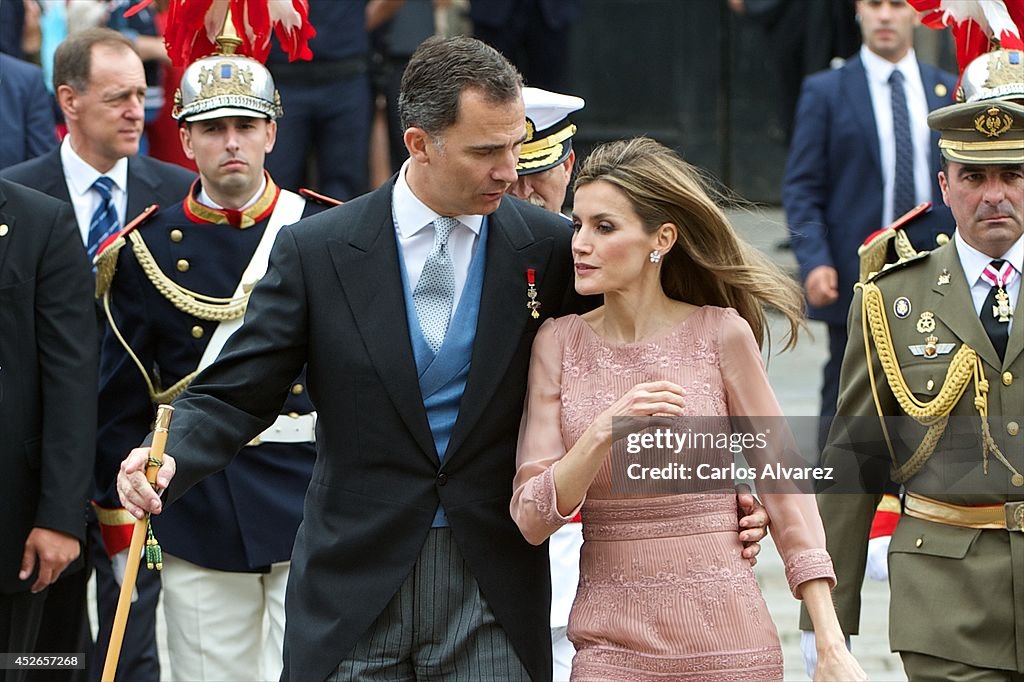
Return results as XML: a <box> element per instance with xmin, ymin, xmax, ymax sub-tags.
<box><xmin>981</xmin><ymin>260</ymin><xmax>1017</xmax><ymax>324</ymax></box>
<box><xmin>526</xmin><ymin>268</ymin><xmax>540</xmax><ymax>319</ymax></box>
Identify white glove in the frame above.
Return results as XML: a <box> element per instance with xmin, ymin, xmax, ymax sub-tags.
<box><xmin>866</xmin><ymin>535</ymin><xmax>891</xmax><ymax>582</ymax></box>
<box><xmin>800</xmin><ymin>631</ymin><xmax>851</xmax><ymax>679</ymax></box>
<box><xmin>110</xmin><ymin>549</ymin><xmax>139</xmax><ymax>603</ymax></box>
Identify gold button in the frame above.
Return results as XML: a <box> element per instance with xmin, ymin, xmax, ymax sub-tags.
<box><xmin>1003</xmin><ymin>372</ymin><xmax>1013</xmax><ymax>387</ymax></box>
<box><xmin>1008</xmin><ymin>421</ymin><xmax>1020</xmax><ymax>437</ymax></box>
<box><xmin>935</xmin><ymin>233</ymin><xmax>950</xmax><ymax>246</ymax></box>
<box><xmin>176</xmin><ymin>259</ymin><xmax>190</xmax><ymax>272</ymax></box>
<box><xmin>288</xmin><ymin>411</ymin><xmax>300</xmax><ymax>418</ymax></box>
<box><xmin>191</xmin><ymin>325</ymin><xmax>204</xmax><ymax>339</ymax></box>
<box><xmin>291</xmin><ymin>384</ymin><xmax>304</xmax><ymax>395</ymax></box>
<box><xmin>0</xmin><ymin>224</ymin><xmax>8</xmax><ymax>237</ymax></box>
<box><xmin>170</xmin><ymin>229</ymin><xmax>183</xmax><ymax>242</ymax></box>
<box><xmin>926</xmin><ymin>379</ymin><xmax>934</xmax><ymax>391</ymax></box>
<box><xmin>915</xmin><ymin>537</ymin><xmax>923</xmax><ymax>548</ymax></box>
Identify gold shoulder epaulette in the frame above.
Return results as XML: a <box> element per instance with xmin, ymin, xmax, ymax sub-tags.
<box><xmin>865</xmin><ymin>249</ymin><xmax>931</xmax><ymax>284</ymax></box>
<box><xmin>94</xmin><ymin>204</ymin><xmax>159</xmax><ymax>299</ymax></box>
<box><xmin>857</xmin><ymin>202</ymin><xmax>933</xmax><ymax>282</ymax></box>
<box><xmin>298</xmin><ymin>187</ymin><xmax>343</xmax><ymax>207</ymax></box>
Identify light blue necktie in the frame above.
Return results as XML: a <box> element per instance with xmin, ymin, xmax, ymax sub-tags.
<box><xmin>889</xmin><ymin>70</ymin><xmax>916</xmax><ymax>219</ymax></box>
<box><xmin>87</xmin><ymin>176</ymin><xmax>120</xmax><ymax>262</ymax></box>
<box><xmin>413</xmin><ymin>217</ymin><xmax>458</xmax><ymax>353</ymax></box>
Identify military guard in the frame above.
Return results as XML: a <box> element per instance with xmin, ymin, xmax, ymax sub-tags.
<box><xmin>804</xmin><ymin>42</ymin><xmax>1024</xmax><ymax>680</ymax></box>
<box><xmin>93</xmin><ymin>13</ymin><xmax>336</xmax><ymax>681</ymax></box>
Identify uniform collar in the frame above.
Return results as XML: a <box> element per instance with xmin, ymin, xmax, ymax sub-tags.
<box><xmin>184</xmin><ymin>171</ymin><xmax>279</xmax><ymax>228</ymax></box>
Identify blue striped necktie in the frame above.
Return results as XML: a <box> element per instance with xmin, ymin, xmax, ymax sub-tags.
<box><xmin>87</xmin><ymin>176</ymin><xmax>120</xmax><ymax>262</ymax></box>
<box><xmin>889</xmin><ymin>69</ymin><xmax>916</xmax><ymax>219</ymax></box>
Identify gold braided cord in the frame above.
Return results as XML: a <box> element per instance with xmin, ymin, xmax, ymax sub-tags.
<box><xmin>860</xmin><ymin>282</ymin><xmax>1022</xmax><ymax>483</ymax></box>
<box><xmin>102</xmin><ymin>283</ymin><xmax>199</xmax><ymax>405</ymax></box>
<box><xmin>862</xmin><ymin>283</ymin><xmax>975</xmax><ymax>421</ymax></box>
<box><xmin>860</xmin><ymin>283</ymin><xmax>973</xmax><ymax>482</ymax></box>
<box><xmin>128</xmin><ymin>231</ymin><xmax>248</xmax><ymax>321</ymax></box>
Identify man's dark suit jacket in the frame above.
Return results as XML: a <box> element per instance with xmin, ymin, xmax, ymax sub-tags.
<box><xmin>160</xmin><ymin>179</ymin><xmax>579</xmax><ymax>681</ymax></box>
<box><xmin>0</xmin><ymin>54</ymin><xmax>57</xmax><ymax>171</ymax></box>
<box><xmin>0</xmin><ymin>146</ymin><xmax>195</xmax><ymax>230</ymax></box>
<box><xmin>0</xmin><ymin>179</ymin><xmax>97</xmax><ymax>594</ymax></box>
<box><xmin>783</xmin><ymin>55</ymin><xmax>957</xmax><ymax>326</ymax></box>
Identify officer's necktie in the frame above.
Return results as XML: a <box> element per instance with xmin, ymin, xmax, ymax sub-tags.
<box><xmin>413</xmin><ymin>217</ymin><xmax>458</xmax><ymax>353</ymax></box>
<box><xmin>979</xmin><ymin>259</ymin><xmax>1017</xmax><ymax>361</ymax></box>
<box><xmin>889</xmin><ymin>69</ymin><xmax>916</xmax><ymax>219</ymax></box>
<box><xmin>87</xmin><ymin>176</ymin><xmax>120</xmax><ymax>262</ymax></box>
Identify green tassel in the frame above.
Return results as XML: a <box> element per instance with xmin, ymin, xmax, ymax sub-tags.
<box><xmin>145</xmin><ymin>519</ymin><xmax>163</xmax><ymax>571</ymax></box>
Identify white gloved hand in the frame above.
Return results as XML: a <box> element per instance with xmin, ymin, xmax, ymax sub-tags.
<box><xmin>800</xmin><ymin>631</ymin><xmax>852</xmax><ymax>679</ymax></box>
<box><xmin>866</xmin><ymin>535</ymin><xmax>891</xmax><ymax>582</ymax></box>
<box><xmin>110</xmin><ymin>549</ymin><xmax>139</xmax><ymax>603</ymax></box>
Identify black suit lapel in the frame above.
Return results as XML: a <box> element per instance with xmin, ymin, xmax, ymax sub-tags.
<box><xmin>445</xmin><ymin>200</ymin><xmax>555</xmax><ymax>463</ymax></box>
<box><xmin>40</xmin><ymin>149</ymin><xmax>72</xmax><ymax>204</ymax></box>
<box><xmin>327</xmin><ymin>181</ymin><xmax>438</xmax><ymax>461</ymax></box>
<box><xmin>844</xmin><ymin>57</ymin><xmax>882</xmax><ymax>176</ymax></box>
<box><xmin>126</xmin><ymin>156</ymin><xmax>162</xmax><ymax>218</ymax></box>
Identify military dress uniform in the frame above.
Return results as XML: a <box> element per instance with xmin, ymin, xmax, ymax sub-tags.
<box><xmin>804</xmin><ymin>63</ymin><xmax>1024</xmax><ymax>679</ymax></box>
<box><xmin>94</xmin><ymin>174</ymin><xmax>336</xmax><ymax>679</ymax></box>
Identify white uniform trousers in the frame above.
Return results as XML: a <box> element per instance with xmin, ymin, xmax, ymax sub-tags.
<box><xmin>548</xmin><ymin>522</ymin><xmax>583</xmax><ymax>681</ymax></box>
<box><xmin>161</xmin><ymin>553</ymin><xmax>289</xmax><ymax>682</ymax></box>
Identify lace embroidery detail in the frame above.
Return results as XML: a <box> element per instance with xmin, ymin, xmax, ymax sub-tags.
<box><xmin>582</xmin><ymin>493</ymin><xmax>738</xmax><ymax>541</ymax></box>
<box><xmin>784</xmin><ymin>548</ymin><xmax>836</xmax><ymax>597</ymax></box>
<box><xmin>572</xmin><ymin>646</ymin><xmax>783</xmax><ymax>678</ymax></box>
<box><xmin>577</xmin><ymin>553</ymin><xmax>763</xmax><ymax>635</ymax></box>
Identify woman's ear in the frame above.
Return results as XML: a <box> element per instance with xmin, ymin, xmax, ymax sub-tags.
<box><xmin>655</xmin><ymin>222</ymin><xmax>679</xmax><ymax>253</ymax></box>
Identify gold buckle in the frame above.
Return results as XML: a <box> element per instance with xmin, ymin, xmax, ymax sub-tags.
<box><xmin>1006</xmin><ymin>501</ymin><xmax>1024</xmax><ymax>532</ymax></box>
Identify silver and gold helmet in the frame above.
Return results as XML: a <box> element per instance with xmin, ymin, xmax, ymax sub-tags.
<box><xmin>958</xmin><ymin>48</ymin><xmax>1024</xmax><ymax>103</ymax></box>
<box><xmin>172</xmin><ymin>16</ymin><xmax>282</xmax><ymax>123</ymax></box>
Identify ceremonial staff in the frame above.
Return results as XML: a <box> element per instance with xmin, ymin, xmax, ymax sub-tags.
<box><xmin>101</xmin><ymin>404</ymin><xmax>173</xmax><ymax>682</ymax></box>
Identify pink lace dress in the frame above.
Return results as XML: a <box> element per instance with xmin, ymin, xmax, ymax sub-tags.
<box><xmin>511</xmin><ymin>307</ymin><xmax>835</xmax><ymax>681</ymax></box>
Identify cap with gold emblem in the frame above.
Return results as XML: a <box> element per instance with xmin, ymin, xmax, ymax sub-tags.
<box><xmin>517</xmin><ymin>87</ymin><xmax>585</xmax><ymax>175</ymax></box>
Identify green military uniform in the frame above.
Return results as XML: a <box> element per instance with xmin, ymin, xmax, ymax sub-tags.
<box><xmin>801</xmin><ymin>57</ymin><xmax>1024</xmax><ymax>679</ymax></box>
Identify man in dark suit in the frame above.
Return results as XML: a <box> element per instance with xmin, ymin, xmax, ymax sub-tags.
<box><xmin>0</xmin><ymin>178</ymin><xmax>96</xmax><ymax>682</ymax></box>
<box><xmin>1</xmin><ymin>28</ymin><xmax>193</xmax><ymax>682</ymax></box>
<box><xmin>783</xmin><ymin>0</ymin><xmax>956</xmax><ymax>455</ymax></box>
<box><xmin>119</xmin><ymin>35</ymin><xmax>566</xmax><ymax>682</ymax></box>
<box><xmin>0</xmin><ymin>53</ymin><xmax>57</xmax><ymax>171</ymax></box>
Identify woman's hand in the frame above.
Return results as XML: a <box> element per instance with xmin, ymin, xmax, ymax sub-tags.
<box><xmin>813</xmin><ymin>639</ymin><xmax>867</xmax><ymax>681</ymax></box>
<box><xmin>594</xmin><ymin>380</ymin><xmax>687</xmax><ymax>445</ymax></box>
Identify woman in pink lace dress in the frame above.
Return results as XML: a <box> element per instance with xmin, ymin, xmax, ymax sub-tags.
<box><xmin>511</xmin><ymin>138</ymin><xmax>865</xmax><ymax>681</ymax></box>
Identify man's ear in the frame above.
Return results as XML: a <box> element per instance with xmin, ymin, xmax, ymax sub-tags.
<box><xmin>264</xmin><ymin>119</ymin><xmax>278</xmax><ymax>154</ymax></box>
<box><xmin>179</xmin><ymin>124</ymin><xmax>195</xmax><ymax>160</ymax></box>
<box><xmin>405</xmin><ymin>127</ymin><xmax>432</xmax><ymax>163</ymax></box>
<box><xmin>563</xmin><ymin>149</ymin><xmax>576</xmax><ymax>175</ymax></box>
<box><xmin>56</xmin><ymin>84</ymin><xmax>78</xmax><ymax>121</ymax></box>
<box><xmin>938</xmin><ymin>171</ymin><xmax>951</xmax><ymax>208</ymax></box>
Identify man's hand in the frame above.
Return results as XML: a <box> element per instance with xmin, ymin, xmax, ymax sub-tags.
<box><xmin>19</xmin><ymin>528</ymin><xmax>80</xmax><ymax>593</ymax></box>
<box><xmin>736</xmin><ymin>485</ymin><xmax>769</xmax><ymax>566</ymax></box>
<box><xmin>804</xmin><ymin>265</ymin><xmax>839</xmax><ymax>308</ymax></box>
<box><xmin>117</xmin><ymin>447</ymin><xmax>176</xmax><ymax>519</ymax></box>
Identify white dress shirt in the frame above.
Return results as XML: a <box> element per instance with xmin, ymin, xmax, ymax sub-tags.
<box><xmin>955</xmin><ymin>230</ymin><xmax>1022</xmax><ymax>334</ymax></box>
<box><xmin>60</xmin><ymin>135</ymin><xmax>129</xmax><ymax>245</ymax></box>
<box><xmin>861</xmin><ymin>46</ymin><xmax>933</xmax><ymax>226</ymax></box>
<box><xmin>392</xmin><ymin>159</ymin><xmax>483</xmax><ymax>321</ymax></box>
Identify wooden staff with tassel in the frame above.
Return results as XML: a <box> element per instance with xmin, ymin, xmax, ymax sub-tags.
<box><xmin>101</xmin><ymin>404</ymin><xmax>173</xmax><ymax>682</ymax></box>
